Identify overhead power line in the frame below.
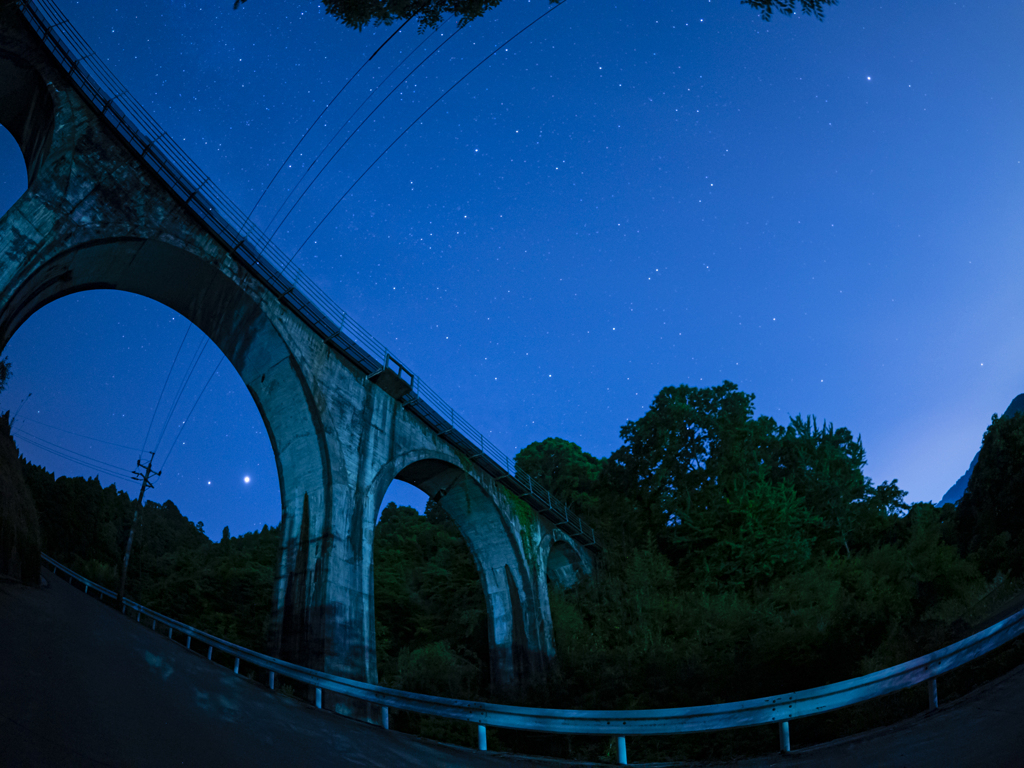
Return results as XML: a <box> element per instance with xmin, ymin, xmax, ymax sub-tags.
<box><xmin>291</xmin><ymin>0</ymin><xmax>571</xmax><ymax>260</ymax></box>
<box><xmin>264</xmin><ymin>17</ymin><xmax>451</xmax><ymax>235</ymax></box>
<box><xmin>270</xmin><ymin>17</ymin><xmax>464</xmax><ymax>245</ymax></box>
<box><xmin>13</xmin><ymin>430</ymin><xmax>137</xmax><ymax>483</ymax></box>
<box><xmin>248</xmin><ymin>11</ymin><xmax>420</xmax><ymax>223</ymax></box>
<box><xmin>159</xmin><ymin>357</ymin><xmax>224</xmax><ymax>474</ymax></box>
<box><xmin>150</xmin><ymin>336</ymin><xmax>210</xmax><ymax>458</ymax></box>
<box><xmin>140</xmin><ymin>323</ymin><xmax>191</xmax><ymax>460</ymax></box>
<box><xmin>20</xmin><ymin>416</ymin><xmax>140</xmax><ymax>452</ymax></box>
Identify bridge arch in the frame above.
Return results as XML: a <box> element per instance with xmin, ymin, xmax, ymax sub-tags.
<box><xmin>0</xmin><ymin>236</ymin><xmax>339</xmax><ymax>673</ymax></box>
<box><xmin>543</xmin><ymin>532</ymin><xmax>591</xmax><ymax>591</ymax></box>
<box><xmin>364</xmin><ymin>449</ymin><xmax>549</xmax><ymax>694</ymax></box>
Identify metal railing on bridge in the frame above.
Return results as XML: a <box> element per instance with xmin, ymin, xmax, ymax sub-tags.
<box><xmin>17</xmin><ymin>0</ymin><xmax>598</xmax><ymax>551</ymax></box>
<box><xmin>42</xmin><ymin>552</ymin><xmax>1024</xmax><ymax>765</ymax></box>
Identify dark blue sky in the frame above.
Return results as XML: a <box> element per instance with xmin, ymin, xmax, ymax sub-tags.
<box><xmin>2</xmin><ymin>0</ymin><xmax>1023</xmax><ymax>537</ymax></box>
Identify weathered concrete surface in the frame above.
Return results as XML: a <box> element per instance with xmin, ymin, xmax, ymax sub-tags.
<box><xmin>4</xmin><ymin>574</ymin><xmax>1024</xmax><ymax>768</ymax></box>
<box><xmin>0</xmin><ymin>10</ymin><xmax>594</xmax><ymax>703</ymax></box>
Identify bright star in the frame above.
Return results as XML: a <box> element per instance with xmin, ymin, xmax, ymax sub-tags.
<box><xmin>244</xmin><ymin>476</ymin><xmax>251</xmax><ymax>483</ymax></box>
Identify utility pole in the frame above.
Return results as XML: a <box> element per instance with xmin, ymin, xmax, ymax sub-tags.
<box><xmin>117</xmin><ymin>453</ymin><xmax>160</xmax><ymax>610</ymax></box>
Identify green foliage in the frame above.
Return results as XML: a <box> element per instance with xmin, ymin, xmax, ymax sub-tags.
<box><xmin>373</xmin><ymin>501</ymin><xmax>489</xmax><ymax>696</ymax></box>
<box><xmin>515</xmin><ymin>437</ymin><xmax>603</xmax><ymax>519</ymax></box>
<box><xmin>135</xmin><ymin>521</ymin><xmax>278</xmax><ymax>651</ymax></box>
<box><xmin>22</xmin><ymin>457</ymin><xmax>278</xmax><ymax>651</ymax></box>
<box><xmin>955</xmin><ymin>412</ymin><xmax>1024</xmax><ymax>578</ymax></box>
<box><xmin>0</xmin><ymin>356</ymin><xmax>11</xmax><ymax>394</ymax></box>
<box><xmin>234</xmin><ymin>0</ymin><xmax>543</xmax><ymax>32</ymax></box>
<box><xmin>0</xmin><ymin>412</ymin><xmax>40</xmax><ymax>584</ymax></box>
<box><xmin>519</xmin><ymin>381</ymin><xmax>992</xmax><ymax>761</ymax></box>
<box><xmin>742</xmin><ymin>0</ymin><xmax>837</xmax><ymax>21</ymax></box>
<box><xmin>232</xmin><ymin>0</ymin><xmax>834</xmax><ymax>33</ymax></box>
<box><xmin>22</xmin><ymin>459</ymin><xmax>135</xmax><ymax>578</ymax></box>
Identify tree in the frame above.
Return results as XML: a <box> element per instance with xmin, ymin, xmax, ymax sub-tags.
<box><xmin>514</xmin><ymin>437</ymin><xmax>602</xmax><ymax>518</ymax></box>
<box><xmin>601</xmin><ymin>382</ymin><xmax>821</xmax><ymax>588</ymax></box>
<box><xmin>955</xmin><ymin>412</ymin><xmax>1024</xmax><ymax>577</ymax></box>
<box><xmin>600</xmin><ymin>382</ymin><xmax>907</xmax><ymax>590</ymax></box>
<box><xmin>742</xmin><ymin>0</ymin><xmax>836</xmax><ymax>21</ymax></box>
<box><xmin>0</xmin><ymin>356</ymin><xmax>10</xmax><ymax>394</ymax></box>
<box><xmin>774</xmin><ymin>416</ymin><xmax>906</xmax><ymax>556</ymax></box>
<box><xmin>0</xmin><ymin>411</ymin><xmax>40</xmax><ymax>584</ymax></box>
<box><xmin>373</xmin><ymin>501</ymin><xmax>489</xmax><ymax>695</ymax></box>
<box><xmin>233</xmin><ymin>0</ymin><xmax>836</xmax><ymax>32</ymax></box>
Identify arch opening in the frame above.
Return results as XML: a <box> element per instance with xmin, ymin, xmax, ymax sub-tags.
<box><xmin>372</xmin><ymin>474</ymin><xmax>492</xmax><ymax>707</ymax></box>
<box><xmin>365</xmin><ymin>449</ymin><xmax>551</xmax><ymax>706</ymax></box>
<box><xmin>546</xmin><ymin>539</ymin><xmax>586</xmax><ymax>590</ymax></box>
<box><xmin>3</xmin><ymin>289</ymin><xmax>284</xmax><ymax>651</ymax></box>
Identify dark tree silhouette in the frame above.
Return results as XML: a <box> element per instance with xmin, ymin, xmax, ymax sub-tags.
<box><xmin>233</xmin><ymin>0</ymin><xmax>836</xmax><ymax>32</ymax></box>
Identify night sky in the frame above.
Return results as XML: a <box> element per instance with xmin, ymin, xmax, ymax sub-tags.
<box><xmin>1</xmin><ymin>0</ymin><xmax>1023</xmax><ymax>538</ymax></box>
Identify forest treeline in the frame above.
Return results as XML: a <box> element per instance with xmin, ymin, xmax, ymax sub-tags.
<box><xmin>21</xmin><ymin>458</ymin><xmax>278</xmax><ymax>652</ymax></box>
<box><xmin>8</xmin><ymin>381</ymin><xmax>1024</xmax><ymax>761</ymax></box>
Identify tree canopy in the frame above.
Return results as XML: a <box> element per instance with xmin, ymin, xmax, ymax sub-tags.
<box><xmin>955</xmin><ymin>411</ymin><xmax>1024</xmax><ymax>578</ymax></box>
<box><xmin>233</xmin><ymin>0</ymin><xmax>837</xmax><ymax>31</ymax></box>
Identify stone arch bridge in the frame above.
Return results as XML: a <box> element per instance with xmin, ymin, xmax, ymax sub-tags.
<box><xmin>0</xmin><ymin>3</ymin><xmax>597</xmax><ymax>706</ymax></box>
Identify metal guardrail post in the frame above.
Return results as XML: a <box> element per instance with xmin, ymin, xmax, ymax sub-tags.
<box><xmin>316</xmin><ymin>688</ymin><xmax>322</xmax><ymax>708</ymax></box>
<box><xmin>151</xmin><ymin>619</ymin><xmax>156</xmax><ymax>631</ymax></box>
<box><xmin>928</xmin><ymin>678</ymin><xmax>939</xmax><ymax>710</ymax></box>
<box><xmin>381</xmin><ymin>706</ymin><xmax>389</xmax><ymax>730</ymax></box>
<box><xmin>477</xmin><ymin>724</ymin><xmax>487</xmax><ymax>751</ymax></box>
<box><xmin>616</xmin><ymin>735</ymin><xmax>627</xmax><ymax>764</ymax></box>
<box><xmin>207</xmin><ymin>646</ymin><xmax>213</xmax><ymax>660</ymax></box>
<box><xmin>779</xmin><ymin>720</ymin><xmax>791</xmax><ymax>752</ymax></box>
<box><xmin>168</xmin><ymin>626</ymin><xmax>173</xmax><ymax>639</ymax></box>
<box><xmin>234</xmin><ymin>657</ymin><xmax>240</xmax><ymax>675</ymax></box>
<box><xmin>269</xmin><ymin>671</ymin><xmax>275</xmax><ymax>691</ymax></box>
<box><xmin>186</xmin><ymin>635</ymin><xmax>191</xmax><ymax>650</ymax></box>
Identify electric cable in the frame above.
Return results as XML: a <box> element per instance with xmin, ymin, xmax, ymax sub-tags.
<box><xmin>269</xmin><ymin>16</ymin><xmax>466</xmax><ymax>245</ymax></box>
<box><xmin>290</xmin><ymin>0</ymin><xmax>570</xmax><ymax>261</ymax></box>
<box><xmin>247</xmin><ymin>12</ymin><xmax>420</xmax><ymax>222</ymax></box>
<box><xmin>158</xmin><ymin>357</ymin><xmax>224</xmax><ymax>473</ymax></box>
<box><xmin>14</xmin><ymin>431</ymin><xmax>137</xmax><ymax>483</ymax></box>
<box><xmin>140</xmin><ymin>323</ymin><xmax>191</xmax><ymax>459</ymax></box>
<box><xmin>263</xmin><ymin>17</ymin><xmax>450</xmax><ymax>234</ymax></box>
<box><xmin>20</xmin><ymin>416</ymin><xmax>140</xmax><ymax>452</ymax></box>
<box><xmin>150</xmin><ymin>336</ymin><xmax>210</xmax><ymax>457</ymax></box>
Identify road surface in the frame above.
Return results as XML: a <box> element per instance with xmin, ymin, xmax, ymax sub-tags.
<box><xmin>2</xmin><ymin>574</ymin><xmax>1021</xmax><ymax>767</ymax></box>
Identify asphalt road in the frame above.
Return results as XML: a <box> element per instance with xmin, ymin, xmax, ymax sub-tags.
<box><xmin>2</xmin><ymin>574</ymin><xmax>1022</xmax><ymax>767</ymax></box>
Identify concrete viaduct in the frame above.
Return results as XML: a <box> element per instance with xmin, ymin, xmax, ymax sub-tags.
<box><xmin>0</xmin><ymin>3</ymin><xmax>596</xmax><ymax>710</ymax></box>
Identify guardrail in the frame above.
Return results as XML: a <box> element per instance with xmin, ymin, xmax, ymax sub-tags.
<box><xmin>16</xmin><ymin>0</ymin><xmax>598</xmax><ymax>551</ymax></box>
<box><xmin>42</xmin><ymin>552</ymin><xmax>1024</xmax><ymax>764</ymax></box>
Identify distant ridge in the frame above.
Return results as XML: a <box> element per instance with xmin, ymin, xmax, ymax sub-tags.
<box><xmin>940</xmin><ymin>393</ymin><xmax>1024</xmax><ymax>506</ymax></box>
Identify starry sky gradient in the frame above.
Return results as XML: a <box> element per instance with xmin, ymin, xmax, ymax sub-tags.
<box><xmin>1</xmin><ymin>0</ymin><xmax>1023</xmax><ymax>537</ymax></box>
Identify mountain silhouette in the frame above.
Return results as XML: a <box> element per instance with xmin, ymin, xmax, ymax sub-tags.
<box><xmin>940</xmin><ymin>393</ymin><xmax>1024</xmax><ymax>505</ymax></box>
